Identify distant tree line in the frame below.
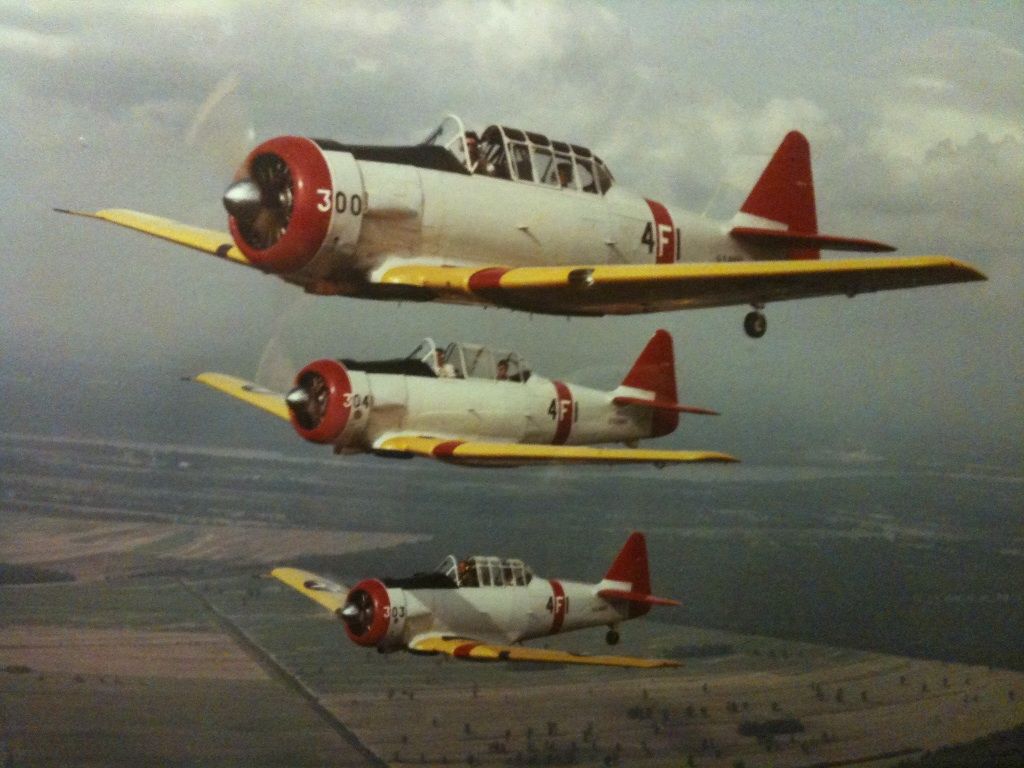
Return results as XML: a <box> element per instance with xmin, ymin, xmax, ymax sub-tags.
<box><xmin>895</xmin><ymin>724</ymin><xmax>1024</xmax><ymax>768</ymax></box>
<box><xmin>737</xmin><ymin>718</ymin><xmax>805</xmax><ymax>739</ymax></box>
<box><xmin>666</xmin><ymin>643</ymin><xmax>735</xmax><ymax>659</ymax></box>
<box><xmin>0</xmin><ymin>563</ymin><xmax>74</xmax><ymax>585</ymax></box>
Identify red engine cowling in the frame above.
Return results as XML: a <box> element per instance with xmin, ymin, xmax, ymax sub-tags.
<box><xmin>226</xmin><ymin>136</ymin><xmax>333</xmax><ymax>273</ymax></box>
<box><xmin>223</xmin><ymin>136</ymin><xmax>364</xmax><ymax>277</ymax></box>
<box><xmin>286</xmin><ymin>359</ymin><xmax>371</xmax><ymax>447</ymax></box>
<box><xmin>339</xmin><ymin>578</ymin><xmax>406</xmax><ymax>650</ymax></box>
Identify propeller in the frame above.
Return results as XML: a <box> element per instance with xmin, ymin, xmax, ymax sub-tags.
<box><xmin>340</xmin><ymin>589</ymin><xmax>375</xmax><ymax>636</ymax></box>
<box><xmin>224</xmin><ymin>152</ymin><xmax>294</xmax><ymax>249</ymax></box>
<box><xmin>185</xmin><ymin>71</ymin><xmax>257</xmax><ymax>184</ymax></box>
<box><xmin>285</xmin><ymin>369</ymin><xmax>329</xmax><ymax>430</ymax></box>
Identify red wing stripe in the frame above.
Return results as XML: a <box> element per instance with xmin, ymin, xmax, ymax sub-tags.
<box><xmin>551</xmin><ymin>381</ymin><xmax>573</xmax><ymax>446</ymax></box>
<box><xmin>549</xmin><ymin>579</ymin><xmax>566</xmax><ymax>635</ymax></box>
<box><xmin>453</xmin><ymin>643</ymin><xmax>478</xmax><ymax>658</ymax></box>
<box><xmin>468</xmin><ymin>267</ymin><xmax>511</xmax><ymax>292</ymax></box>
<box><xmin>644</xmin><ymin>199</ymin><xmax>676</xmax><ymax>264</ymax></box>
<box><xmin>432</xmin><ymin>440</ymin><xmax>465</xmax><ymax>458</ymax></box>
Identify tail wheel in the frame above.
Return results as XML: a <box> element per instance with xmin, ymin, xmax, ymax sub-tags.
<box><xmin>744</xmin><ymin>310</ymin><xmax>767</xmax><ymax>339</ymax></box>
<box><xmin>606</xmin><ymin>628</ymin><xmax>620</xmax><ymax>646</ymax></box>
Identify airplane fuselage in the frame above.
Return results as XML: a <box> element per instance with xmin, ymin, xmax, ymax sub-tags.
<box><xmin>335</xmin><ymin>368</ymin><xmax>657</xmax><ymax>452</ymax></box>
<box><xmin>355</xmin><ymin>577</ymin><xmax>630</xmax><ymax>652</ymax></box>
<box><xmin>286</xmin><ymin>147</ymin><xmax>762</xmax><ymax>294</ymax></box>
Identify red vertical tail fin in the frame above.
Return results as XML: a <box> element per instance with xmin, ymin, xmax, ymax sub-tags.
<box><xmin>599</xmin><ymin>532</ymin><xmax>679</xmax><ymax>617</ymax></box>
<box><xmin>619</xmin><ymin>329</ymin><xmax>678</xmax><ymax>437</ymax></box>
<box><xmin>738</xmin><ymin>130</ymin><xmax>819</xmax><ymax>260</ymax></box>
<box><xmin>604</xmin><ymin>532</ymin><xmax>653</xmax><ymax>595</ymax></box>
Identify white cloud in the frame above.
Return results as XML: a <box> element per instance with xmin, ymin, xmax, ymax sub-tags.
<box><xmin>0</xmin><ymin>23</ymin><xmax>70</xmax><ymax>58</ymax></box>
<box><xmin>1</xmin><ymin>2</ymin><xmax>1020</xmax><ymax>463</ymax></box>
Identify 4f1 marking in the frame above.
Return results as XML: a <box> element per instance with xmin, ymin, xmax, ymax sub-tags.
<box><xmin>546</xmin><ymin>595</ymin><xmax>568</xmax><ymax>614</ymax></box>
<box><xmin>642</xmin><ymin>222</ymin><xmax>676</xmax><ymax>259</ymax></box>
<box><xmin>547</xmin><ymin>398</ymin><xmax>579</xmax><ymax>422</ymax></box>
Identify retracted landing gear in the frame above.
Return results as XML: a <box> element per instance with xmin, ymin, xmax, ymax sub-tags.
<box><xmin>606</xmin><ymin>628</ymin><xmax>620</xmax><ymax>646</ymax></box>
<box><xmin>743</xmin><ymin>309</ymin><xmax>767</xmax><ymax>339</ymax></box>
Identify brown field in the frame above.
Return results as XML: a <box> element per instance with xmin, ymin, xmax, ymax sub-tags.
<box><xmin>0</xmin><ymin>626</ymin><xmax>265</xmax><ymax>680</ymax></box>
<box><xmin>323</xmin><ymin>651</ymin><xmax>1024</xmax><ymax>767</ymax></box>
<box><xmin>0</xmin><ymin>624</ymin><xmax>372</xmax><ymax>767</ymax></box>
<box><xmin>0</xmin><ymin>510</ymin><xmax>427</xmax><ymax>581</ymax></box>
<box><xmin>1</xmin><ymin>505</ymin><xmax>1021</xmax><ymax>766</ymax></box>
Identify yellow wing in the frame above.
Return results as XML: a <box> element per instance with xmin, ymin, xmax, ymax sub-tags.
<box><xmin>193</xmin><ymin>372</ymin><xmax>291</xmax><ymax>421</ymax></box>
<box><xmin>376</xmin><ymin>257</ymin><xmax>985</xmax><ymax>315</ymax></box>
<box><xmin>56</xmin><ymin>208</ymin><xmax>253</xmax><ymax>267</ymax></box>
<box><xmin>409</xmin><ymin>635</ymin><xmax>680</xmax><ymax>669</ymax></box>
<box><xmin>271</xmin><ymin>567</ymin><xmax>349</xmax><ymax>613</ymax></box>
<box><xmin>373</xmin><ymin>434</ymin><xmax>737</xmax><ymax>466</ymax></box>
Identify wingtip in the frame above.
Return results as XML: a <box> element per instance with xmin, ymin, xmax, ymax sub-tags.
<box><xmin>962</xmin><ymin>263</ymin><xmax>988</xmax><ymax>281</ymax></box>
<box><xmin>706</xmin><ymin>452</ymin><xmax>740</xmax><ymax>464</ymax></box>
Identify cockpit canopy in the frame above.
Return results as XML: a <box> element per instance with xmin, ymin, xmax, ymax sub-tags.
<box><xmin>408</xmin><ymin>338</ymin><xmax>531</xmax><ymax>382</ymax></box>
<box><xmin>437</xmin><ymin>554</ymin><xmax>534</xmax><ymax>588</ymax></box>
<box><xmin>423</xmin><ymin>114</ymin><xmax>614</xmax><ymax>194</ymax></box>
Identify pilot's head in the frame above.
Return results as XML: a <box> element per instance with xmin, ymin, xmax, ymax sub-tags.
<box><xmin>557</xmin><ymin>162</ymin><xmax>574</xmax><ymax>187</ymax></box>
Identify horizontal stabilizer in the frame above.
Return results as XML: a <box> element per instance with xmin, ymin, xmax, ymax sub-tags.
<box><xmin>597</xmin><ymin>588</ymin><xmax>680</xmax><ymax>607</ymax></box>
<box><xmin>730</xmin><ymin>226</ymin><xmax>896</xmax><ymax>253</ymax></box>
<box><xmin>612</xmin><ymin>395</ymin><xmax>718</xmax><ymax>416</ymax></box>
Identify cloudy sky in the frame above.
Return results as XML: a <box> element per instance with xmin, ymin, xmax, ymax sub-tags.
<box><xmin>2</xmin><ymin>1</ymin><xmax>1021</xmax><ymax>467</ymax></box>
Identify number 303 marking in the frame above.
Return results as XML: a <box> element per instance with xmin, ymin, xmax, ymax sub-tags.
<box><xmin>316</xmin><ymin>188</ymin><xmax>363</xmax><ymax>216</ymax></box>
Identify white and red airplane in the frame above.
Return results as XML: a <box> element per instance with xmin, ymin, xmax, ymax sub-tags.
<box><xmin>59</xmin><ymin>114</ymin><xmax>984</xmax><ymax>338</ymax></box>
<box><xmin>272</xmin><ymin>531</ymin><xmax>681</xmax><ymax>668</ymax></box>
<box><xmin>193</xmin><ymin>329</ymin><xmax>735</xmax><ymax>467</ymax></box>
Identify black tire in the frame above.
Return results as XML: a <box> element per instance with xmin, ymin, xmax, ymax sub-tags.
<box><xmin>744</xmin><ymin>311</ymin><xmax>767</xmax><ymax>338</ymax></box>
<box><xmin>606</xmin><ymin>629</ymin><xmax>620</xmax><ymax>646</ymax></box>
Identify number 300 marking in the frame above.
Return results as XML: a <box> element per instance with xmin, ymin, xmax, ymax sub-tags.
<box><xmin>315</xmin><ymin>188</ymin><xmax>363</xmax><ymax>216</ymax></box>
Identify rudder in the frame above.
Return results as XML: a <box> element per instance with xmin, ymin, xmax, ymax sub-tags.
<box><xmin>739</xmin><ymin>131</ymin><xmax>819</xmax><ymax>260</ymax></box>
<box><xmin>620</xmin><ymin>330</ymin><xmax>678</xmax><ymax>437</ymax></box>
<box><xmin>604</xmin><ymin>532</ymin><xmax>653</xmax><ymax>597</ymax></box>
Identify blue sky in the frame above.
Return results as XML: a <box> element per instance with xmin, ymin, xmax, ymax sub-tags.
<box><xmin>1</xmin><ymin>1</ymin><xmax>1020</xmax><ymax>467</ymax></box>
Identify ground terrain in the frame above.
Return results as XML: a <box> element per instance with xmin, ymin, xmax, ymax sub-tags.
<box><xmin>1</xmin><ymin>433</ymin><xmax>1021</xmax><ymax>766</ymax></box>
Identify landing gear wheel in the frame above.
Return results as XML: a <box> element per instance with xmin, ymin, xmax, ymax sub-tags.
<box><xmin>606</xmin><ymin>629</ymin><xmax>620</xmax><ymax>646</ymax></box>
<box><xmin>744</xmin><ymin>311</ymin><xmax>767</xmax><ymax>339</ymax></box>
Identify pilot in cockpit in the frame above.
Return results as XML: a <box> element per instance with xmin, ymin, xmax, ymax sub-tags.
<box><xmin>466</xmin><ymin>131</ymin><xmax>485</xmax><ymax>175</ymax></box>
<box><xmin>435</xmin><ymin>349</ymin><xmax>456</xmax><ymax>378</ymax></box>
<box><xmin>557</xmin><ymin>162</ymin><xmax>574</xmax><ymax>188</ymax></box>
<box><xmin>458</xmin><ymin>559</ymin><xmax>477</xmax><ymax>587</ymax></box>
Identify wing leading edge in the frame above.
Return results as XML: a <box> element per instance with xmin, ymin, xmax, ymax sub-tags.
<box><xmin>58</xmin><ymin>208</ymin><xmax>984</xmax><ymax>316</ymax></box>
<box><xmin>271</xmin><ymin>567</ymin><xmax>349</xmax><ymax>613</ymax></box>
<box><xmin>372</xmin><ymin>434</ymin><xmax>737</xmax><ymax>466</ymax></box>
<box><xmin>56</xmin><ymin>208</ymin><xmax>252</xmax><ymax>266</ymax></box>
<box><xmin>409</xmin><ymin>634</ymin><xmax>680</xmax><ymax>669</ymax></box>
<box><xmin>376</xmin><ymin>257</ymin><xmax>986</xmax><ymax>315</ymax></box>
<box><xmin>193</xmin><ymin>373</ymin><xmax>291</xmax><ymax>421</ymax></box>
